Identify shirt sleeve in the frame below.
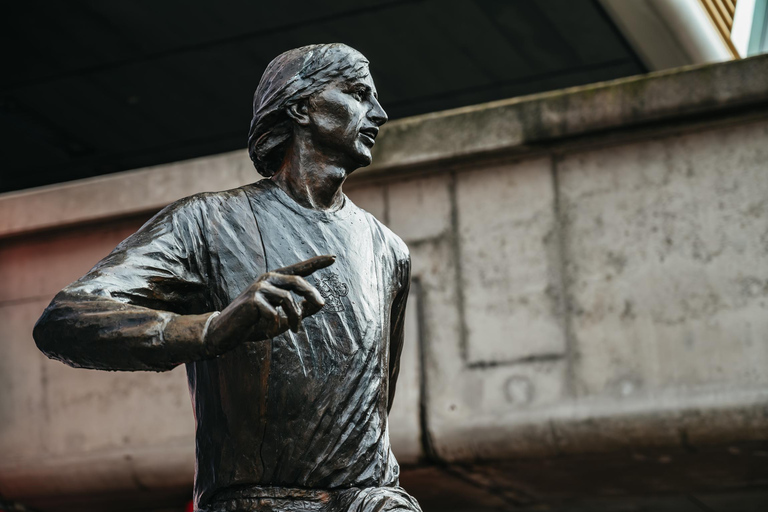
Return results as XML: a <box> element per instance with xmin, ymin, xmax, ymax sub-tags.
<box><xmin>33</xmin><ymin>195</ymin><xmax>218</xmax><ymax>372</ymax></box>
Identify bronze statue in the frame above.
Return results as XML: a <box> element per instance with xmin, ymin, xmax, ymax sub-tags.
<box><xmin>33</xmin><ymin>43</ymin><xmax>419</xmax><ymax>512</ymax></box>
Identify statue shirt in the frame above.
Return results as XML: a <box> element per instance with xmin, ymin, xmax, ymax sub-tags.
<box><xmin>34</xmin><ymin>180</ymin><xmax>411</xmax><ymax>507</ymax></box>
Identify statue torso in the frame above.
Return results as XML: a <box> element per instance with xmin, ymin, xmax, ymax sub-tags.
<box><xmin>186</xmin><ymin>181</ymin><xmax>407</xmax><ymax>505</ymax></box>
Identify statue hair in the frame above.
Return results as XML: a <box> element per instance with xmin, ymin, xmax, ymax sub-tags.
<box><xmin>247</xmin><ymin>43</ymin><xmax>370</xmax><ymax>177</ymax></box>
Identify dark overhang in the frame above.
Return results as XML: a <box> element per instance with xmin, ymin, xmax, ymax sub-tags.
<box><xmin>0</xmin><ymin>0</ymin><xmax>644</xmax><ymax>193</ymax></box>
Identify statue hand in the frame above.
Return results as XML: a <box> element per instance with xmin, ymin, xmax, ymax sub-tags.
<box><xmin>203</xmin><ymin>255</ymin><xmax>335</xmax><ymax>357</ymax></box>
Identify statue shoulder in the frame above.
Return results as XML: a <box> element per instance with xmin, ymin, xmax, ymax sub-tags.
<box><xmin>121</xmin><ymin>187</ymin><xmax>255</xmax><ymax>252</ymax></box>
<box><xmin>173</xmin><ymin>187</ymin><xmax>251</xmax><ymax>210</ymax></box>
<box><xmin>353</xmin><ymin>205</ymin><xmax>409</xmax><ymax>264</ymax></box>
<box><xmin>154</xmin><ymin>187</ymin><xmax>252</xmax><ymax>223</ymax></box>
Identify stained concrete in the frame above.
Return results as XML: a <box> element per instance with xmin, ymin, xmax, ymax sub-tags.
<box><xmin>456</xmin><ymin>158</ymin><xmax>565</xmax><ymax>364</ymax></box>
<box><xmin>559</xmin><ymin>121</ymin><xmax>768</xmax><ymax>399</ymax></box>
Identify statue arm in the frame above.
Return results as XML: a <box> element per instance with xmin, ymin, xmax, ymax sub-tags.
<box><xmin>33</xmin><ymin>258</ymin><xmax>333</xmax><ymax>372</ymax></box>
<box><xmin>32</xmin><ymin>194</ymin><xmax>333</xmax><ymax>372</ymax></box>
<box><xmin>33</xmin><ymin>291</ymin><xmax>216</xmax><ymax>371</ymax></box>
<box><xmin>387</xmin><ymin>254</ymin><xmax>411</xmax><ymax>413</ymax></box>
<box><xmin>33</xmin><ymin>197</ymin><xmax>215</xmax><ymax>372</ymax></box>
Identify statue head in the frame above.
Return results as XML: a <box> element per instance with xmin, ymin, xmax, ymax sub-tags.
<box><xmin>247</xmin><ymin>43</ymin><xmax>387</xmax><ymax>177</ymax></box>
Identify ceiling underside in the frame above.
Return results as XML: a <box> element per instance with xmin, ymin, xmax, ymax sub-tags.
<box><xmin>0</xmin><ymin>0</ymin><xmax>644</xmax><ymax>193</ymax></box>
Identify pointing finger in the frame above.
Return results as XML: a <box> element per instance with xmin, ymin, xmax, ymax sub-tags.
<box><xmin>273</xmin><ymin>255</ymin><xmax>336</xmax><ymax>277</ymax></box>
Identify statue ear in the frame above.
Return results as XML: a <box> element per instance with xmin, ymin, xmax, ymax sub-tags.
<box><xmin>286</xmin><ymin>101</ymin><xmax>311</xmax><ymax>126</ymax></box>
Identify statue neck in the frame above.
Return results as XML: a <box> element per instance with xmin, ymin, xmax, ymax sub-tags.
<box><xmin>271</xmin><ymin>139</ymin><xmax>348</xmax><ymax>211</ymax></box>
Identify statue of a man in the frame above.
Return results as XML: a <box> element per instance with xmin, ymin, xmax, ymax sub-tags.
<box><xmin>33</xmin><ymin>43</ymin><xmax>419</xmax><ymax>512</ymax></box>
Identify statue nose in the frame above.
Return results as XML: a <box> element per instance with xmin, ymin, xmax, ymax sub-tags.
<box><xmin>369</xmin><ymin>98</ymin><xmax>388</xmax><ymax>126</ymax></box>
<box><xmin>371</xmin><ymin>111</ymin><xmax>388</xmax><ymax>126</ymax></box>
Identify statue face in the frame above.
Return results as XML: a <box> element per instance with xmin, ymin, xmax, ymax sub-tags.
<box><xmin>304</xmin><ymin>67</ymin><xmax>388</xmax><ymax>169</ymax></box>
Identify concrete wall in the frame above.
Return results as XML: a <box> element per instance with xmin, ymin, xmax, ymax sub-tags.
<box><xmin>2</xmin><ymin>55</ymin><xmax>768</xmax><ymax>511</ymax></box>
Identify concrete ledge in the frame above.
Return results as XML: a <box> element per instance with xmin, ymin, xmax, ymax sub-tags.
<box><xmin>0</xmin><ymin>443</ymin><xmax>194</xmax><ymax>502</ymax></box>
<box><xmin>431</xmin><ymin>388</ymin><xmax>768</xmax><ymax>463</ymax></box>
<box><xmin>3</xmin><ymin>388</ymin><xmax>764</xmax><ymax>499</ymax></box>
<box><xmin>365</xmin><ymin>54</ymin><xmax>768</xmax><ymax>174</ymax></box>
<box><xmin>2</xmin><ymin>54</ymin><xmax>767</xmax><ymax>239</ymax></box>
<box><xmin>0</xmin><ymin>152</ymin><xmax>255</xmax><ymax>239</ymax></box>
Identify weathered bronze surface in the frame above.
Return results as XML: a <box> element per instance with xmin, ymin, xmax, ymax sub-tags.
<box><xmin>33</xmin><ymin>43</ymin><xmax>419</xmax><ymax>512</ymax></box>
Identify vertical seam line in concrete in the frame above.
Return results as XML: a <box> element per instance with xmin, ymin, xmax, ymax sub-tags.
<box><xmin>412</xmin><ymin>267</ymin><xmax>538</xmax><ymax>506</ymax></box>
<box><xmin>411</xmin><ymin>269</ymin><xmax>534</xmax><ymax>507</ymax></box>
<box><xmin>448</xmin><ymin>170</ymin><xmax>470</xmax><ymax>365</ymax></box>
<box><xmin>414</xmin><ymin>277</ymin><xmax>439</xmax><ymax>463</ymax></box>
<box><xmin>39</xmin><ymin>355</ymin><xmax>51</xmax><ymax>446</ymax></box>
<box><xmin>383</xmin><ymin>184</ymin><xmax>391</xmax><ymax>226</ymax></box>
<box><xmin>551</xmin><ymin>154</ymin><xmax>578</xmax><ymax>399</ymax></box>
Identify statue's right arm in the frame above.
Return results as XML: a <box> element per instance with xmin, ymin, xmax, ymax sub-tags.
<box><xmin>33</xmin><ymin>195</ymin><xmax>333</xmax><ymax>372</ymax></box>
<box><xmin>33</xmin><ymin>288</ymin><xmax>218</xmax><ymax>372</ymax></box>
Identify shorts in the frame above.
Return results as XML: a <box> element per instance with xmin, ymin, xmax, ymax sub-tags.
<box><xmin>200</xmin><ymin>485</ymin><xmax>422</xmax><ymax>512</ymax></box>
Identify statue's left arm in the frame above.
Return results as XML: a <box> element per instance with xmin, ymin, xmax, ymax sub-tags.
<box><xmin>387</xmin><ymin>254</ymin><xmax>411</xmax><ymax>413</ymax></box>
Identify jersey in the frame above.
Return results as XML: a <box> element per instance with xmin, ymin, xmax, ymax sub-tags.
<box><xmin>33</xmin><ymin>180</ymin><xmax>411</xmax><ymax>508</ymax></box>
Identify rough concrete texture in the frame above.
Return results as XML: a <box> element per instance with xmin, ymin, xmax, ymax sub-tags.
<box><xmin>0</xmin><ymin>216</ymin><xmax>149</xmax><ymax>303</ymax></box>
<box><xmin>559</xmin><ymin>120</ymin><xmax>768</xmax><ymax>399</ymax></box>
<box><xmin>418</xmin><ymin>164</ymin><xmax>569</xmax><ymax>463</ymax></box>
<box><xmin>0</xmin><ymin>218</ymin><xmax>196</xmax><ymax>500</ymax></box>
<box><xmin>345</xmin><ymin>184</ymin><xmax>387</xmax><ymax>224</ymax></box>
<box><xmin>456</xmin><ymin>158</ymin><xmax>565</xmax><ymax>364</ymax></box>
<box><xmin>2</xmin><ymin>55</ymin><xmax>768</xmax><ymax>510</ymax></box>
<box><xmin>387</xmin><ymin>174</ymin><xmax>452</xmax><ymax>243</ymax></box>
<box><xmin>0</xmin><ymin>300</ymin><xmax>48</xmax><ymax>463</ymax></box>
<box><xmin>419</xmin><ymin>121</ymin><xmax>768</xmax><ymax>466</ymax></box>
